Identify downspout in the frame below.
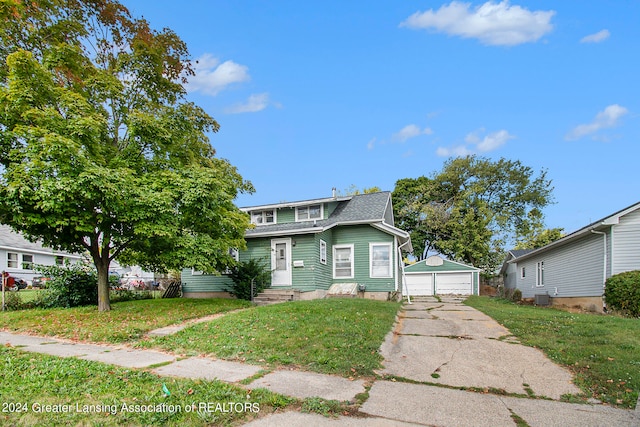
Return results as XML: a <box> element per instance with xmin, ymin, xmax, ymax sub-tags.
<box><xmin>590</xmin><ymin>229</ymin><xmax>607</xmax><ymax>310</ymax></box>
<box><xmin>397</xmin><ymin>240</ymin><xmax>412</xmax><ymax>305</ymax></box>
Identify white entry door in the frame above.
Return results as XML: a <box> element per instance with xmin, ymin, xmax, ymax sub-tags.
<box><xmin>271</xmin><ymin>238</ymin><xmax>292</xmax><ymax>286</ymax></box>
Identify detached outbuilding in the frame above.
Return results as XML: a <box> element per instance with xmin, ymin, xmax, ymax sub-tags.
<box><xmin>404</xmin><ymin>255</ymin><xmax>480</xmax><ymax>296</ymax></box>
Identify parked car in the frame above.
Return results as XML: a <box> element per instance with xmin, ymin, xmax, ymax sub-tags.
<box><xmin>32</xmin><ymin>276</ymin><xmax>51</xmax><ymax>288</ymax></box>
<box><xmin>15</xmin><ymin>278</ymin><xmax>28</xmax><ymax>290</ymax></box>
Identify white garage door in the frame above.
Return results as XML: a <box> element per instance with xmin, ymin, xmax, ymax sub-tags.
<box><xmin>435</xmin><ymin>273</ymin><xmax>473</xmax><ymax>295</ymax></box>
<box><xmin>404</xmin><ymin>273</ymin><xmax>433</xmax><ymax>296</ymax></box>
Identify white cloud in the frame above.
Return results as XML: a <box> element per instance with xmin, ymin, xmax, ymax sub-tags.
<box><xmin>565</xmin><ymin>104</ymin><xmax>628</xmax><ymax>141</ymax></box>
<box><xmin>580</xmin><ymin>29</ymin><xmax>610</xmax><ymax>44</ymax></box>
<box><xmin>187</xmin><ymin>54</ymin><xmax>250</xmax><ymax>96</ymax></box>
<box><xmin>367</xmin><ymin>137</ymin><xmax>377</xmax><ymax>150</ymax></box>
<box><xmin>477</xmin><ymin>129</ymin><xmax>514</xmax><ymax>151</ymax></box>
<box><xmin>392</xmin><ymin>124</ymin><xmax>433</xmax><ymax>142</ymax></box>
<box><xmin>400</xmin><ymin>1</ymin><xmax>555</xmax><ymax>46</ymax></box>
<box><xmin>224</xmin><ymin>93</ymin><xmax>270</xmax><ymax>114</ymax></box>
<box><xmin>437</xmin><ymin>128</ymin><xmax>514</xmax><ymax>157</ymax></box>
<box><xmin>436</xmin><ymin>145</ymin><xmax>474</xmax><ymax>157</ymax></box>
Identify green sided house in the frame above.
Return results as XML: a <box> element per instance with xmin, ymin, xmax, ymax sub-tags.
<box><xmin>181</xmin><ymin>191</ymin><xmax>413</xmax><ymax>300</ymax></box>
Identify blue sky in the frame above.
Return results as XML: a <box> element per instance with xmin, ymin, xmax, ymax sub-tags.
<box><xmin>123</xmin><ymin>0</ymin><xmax>639</xmax><ymax>235</ymax></box>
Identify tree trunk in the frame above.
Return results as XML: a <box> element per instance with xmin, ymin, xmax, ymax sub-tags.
<box><xmin>95</xmin><ymin>257</ymin><xmax>111</xmax><ymax>312</ymax></box>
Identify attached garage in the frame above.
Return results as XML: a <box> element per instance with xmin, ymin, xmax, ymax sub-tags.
<box><xmin>403</xmin><ymin>255</ymin><xmax>480</xmax><ymax>296</ymax></box>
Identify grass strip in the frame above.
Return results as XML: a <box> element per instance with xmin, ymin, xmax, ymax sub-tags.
<box><xmin>0</xmin><ymin>346</ymin><xmax>295</xmax><ymax>426</ymax></box>
<box><xmin>465</xmin><ymin>296</ymin><xmax>639</xmax><ymax>408</ymax></box>
<box><xmin>140</xmin><ymin>298</ymin><xmax>401</xmax><ymax>378</ymax></box>
<box><xmin>0</xmin><ymin>298</ymin><xmax>252</xmax><ymax>343</ymax></box>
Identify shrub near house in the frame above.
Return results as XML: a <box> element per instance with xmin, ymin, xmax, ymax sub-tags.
<box><xmin>605</xmin><ymin>271</ymin><xmax>640</xmax><ymax>317</ymax></box>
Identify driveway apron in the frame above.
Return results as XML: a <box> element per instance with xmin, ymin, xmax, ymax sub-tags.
<box><xmin>378</xmin><ymin>297</ymin><xmax>581</xmax><ymax>400</ymax></box>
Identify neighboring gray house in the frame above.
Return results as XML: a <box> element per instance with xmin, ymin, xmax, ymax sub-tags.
<box><xmin>182</xmin><ymin>191</ymin><xmax>413</xmax><ymax>300</ymax></box>
<box><xmin>501</xmin><ymin>201</ymin><xmax>640</xmax><ymax>312</ymax></box>
<box><xmin>500</xmin><ymin>249</ymin><xmax>534</xmax><ymax>290</ymax></box>
<box><xmin>0</xmin><ymin>224</ymin><xmax>82</xmax><ymax>284</ymax></box>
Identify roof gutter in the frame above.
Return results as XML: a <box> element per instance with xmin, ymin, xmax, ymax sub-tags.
<box><xmin>0</xmin><ymin>245</ymin><xmax>82</xmax><ymax>258</ymax></box>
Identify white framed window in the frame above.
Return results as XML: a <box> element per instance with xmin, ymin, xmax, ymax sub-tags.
<box><xmin>333</xmin><ymin>244</ymin><xmax>354</xmax><ymax>279</ymax></box>
<box><xmin>56</xmin><ymin>256</ymin><xmax>65</xmax><ymax>266</ymax></box>
<box><xmin>370</xmin><ymin>243</ymin><xmax>392</xmax><ymax>278</ymax></box>
<box><xmin>536</xmin><ymin>261</ymin><xmax>544</xmax><ymax>287</ymax></box>
<box><xmin>520</xmin><ymin>266</ymin><xmax>526</xmax><ymax>279</ymax></box>
<box><xmin>224</xmin><ymin>248</ymin><xmax>240</xmax><ymax>274</ymax></box>
<box><xmin>296</xmin><ymin>204</ymin><xmax>323</xmax><ymax>221</ymax></box>
<box><xmin>320</xmin><ymin>240</ymin><xmax>327</xmax><ymax>265</ymax></box>
<box><xmin>7</xmin><ymin>252</ymin><xmax>18</xmax><ymax>268</ymax></box>
<box><xmin>251</xmin><ymin>209</ymin><xmax>275</xmax><ymax>225</ymax></box>
<box><xmin>22</xmin><ymin>254</ymin><xmax>34</xmax><ymax>270</ymax></box>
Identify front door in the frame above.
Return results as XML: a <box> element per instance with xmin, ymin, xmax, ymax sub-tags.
<box><xmin>271</xmin><ymin>238</ymin><xmax>292</xmax><ymax>286</ymax></box>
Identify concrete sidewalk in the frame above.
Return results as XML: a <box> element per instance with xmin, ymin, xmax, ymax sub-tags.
<box><xmin>1</xmin><ymin>297</ymin><xmax>638</xmax><ymax>426</ymax></box>
<box><xmin>0</xmin><ymin>331</ymin><xmax>365</xmax><ymax>403</ymax></box>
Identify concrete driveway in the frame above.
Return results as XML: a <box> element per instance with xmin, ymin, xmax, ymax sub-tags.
<box><xmin>377</xmin><ymin>296</ymin><xmax>580</xmax><ymax>399</ymax></box>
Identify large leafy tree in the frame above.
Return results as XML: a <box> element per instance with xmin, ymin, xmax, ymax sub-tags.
<box><xmin>0</xmin><ymin>0</ymin><xmax>253</xmax><ymax>311</ymax></box>
<box><xmin>514</xmin><ymin>227</ymin><xmax>565</xmax><ymax>250</ymax></box>
<box><xmin>393</xmin><ymin>156</ymin><xmax>553</xmax><ymax>272</ymax></box>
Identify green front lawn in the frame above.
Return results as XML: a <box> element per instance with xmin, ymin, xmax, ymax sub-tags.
<box><xmin>465</xmin><ymin>296</ymin><xmax>640</xmax><ymax>408</ymax></box>
<box><xmin>139</xmin><ymin>298</ymin><xmax>401</xmax><ymax>378</ymax></box>
<box><xmin>0</xmin><ymin>298</ymin><xmax>252</xmax><ymax>343</ymax></box>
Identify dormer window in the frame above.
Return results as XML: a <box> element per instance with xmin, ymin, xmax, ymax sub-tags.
<box><xmin>296</xmin><ymin>204</ymin><xmax>322</xmax><ymax>221</ymax></box>
<box><xmin>251</xmin><ymin>209</ymin><xmax>275</xmax><ymax>225</ymax></box>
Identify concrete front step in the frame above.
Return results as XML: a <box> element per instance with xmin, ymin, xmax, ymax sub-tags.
<box><xmin>253</xmin><ymin>289</ymin><xmax>299</xmax><ymax>305</ymax></box>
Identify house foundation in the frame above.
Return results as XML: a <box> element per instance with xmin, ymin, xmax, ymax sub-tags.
<box><xmin>550</xmin><ymin>296</ymin><xmax>605</xmax><ymax>313</ymax></box>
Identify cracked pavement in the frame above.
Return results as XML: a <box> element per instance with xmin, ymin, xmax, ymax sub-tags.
<box><xmin>378</xmin><ymin>297</ymin><xmax>580</xmax><ymax>399</ymax></box>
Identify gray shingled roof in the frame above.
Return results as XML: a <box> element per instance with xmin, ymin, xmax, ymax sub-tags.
<box><xmin>509</xmin><ymin>249</ymin><xmax>535</xmax><ymax>258</ymax></box>
<box><xmin>0</xmin><ymin>224</ymin><xmax>79</xmax><ymax>256</ymax></box>
<box><xmin>245</xmin><ymin>191</ymin><xmax>392</xmax><ymax>237</ymax></box>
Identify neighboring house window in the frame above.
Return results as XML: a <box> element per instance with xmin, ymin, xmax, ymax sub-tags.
<box><xmin>520</xmin><ymin>267</ymin><xmax>526</xmax><ymax>279</ymax></box>
<box><xmin>21</xmin><ymin>254</ymin><xmax>34</xmax><ymax>270</ymax></box>
<box><xmin>56</xmin><ymin>256</ymin><xmax>65</xmax><ymax>266</ymax></box>
<box><xmin>7</xmin><ymin>252</ymin><xmax>18</xmax><ymax>268</ymax></box>
<box><xmin>536</xmin><ymin>261</ymin><xmax>544</xmax><ymax>287</ymax></box>
<box><xmin>333</xmin><ymin>245</ymin><xmax>354</xmax><ymax>278</ymax></box>
<box><xmin>251</xmin><ymin>210</ymin><xmax>275</xmax><ymax>225</ymax></box>
<box><xmin>320</xmin><ymin>240</ymin><xmax>327</xmax><ymax>265</ymax></box>
<box><xmin>370</xmin><ymin>243</ymin><xmax>392</xmax><ymax>278</ymax></box>
<box><xmin>296</xmin><ymin>204</ymin><xmax>322</xmax><ymax>221</ymax></box>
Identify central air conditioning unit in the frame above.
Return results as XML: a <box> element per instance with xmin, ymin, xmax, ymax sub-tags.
<box><xmin>535</xmin><ymin>293</ymin><xmax>550</xmax><ymax>306</ymax></box>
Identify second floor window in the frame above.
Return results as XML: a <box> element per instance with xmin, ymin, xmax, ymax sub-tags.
<box><xmin>251</xmin><ymin>210</ymin><xmax>275</xmax><ymax>225</ymax></box>
<box><xmin>296</xmin><ymin>204</ymin><xmax>322</xmax><ymax>221</ymax></box>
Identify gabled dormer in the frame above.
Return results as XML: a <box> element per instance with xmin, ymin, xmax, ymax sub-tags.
<box><xmin>243</xmin><ymin>195</ymin><xmax>347</xmax><ymax>226</ymax></box>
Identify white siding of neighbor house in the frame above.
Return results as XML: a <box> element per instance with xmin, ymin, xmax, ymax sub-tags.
<box><xmin>503</xmin><ymin>255</ymin><xmax>518</xmax><ymax>289</ymax></box>
<box><xmin>515</xmin><ymin>232</ymin><xmax>607</xmax><ymax>299</ymax></box>
<box><xmin>612</xmin><ymin>208</ymin><xmax>640</xmax><ymax>275</ymax></box>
